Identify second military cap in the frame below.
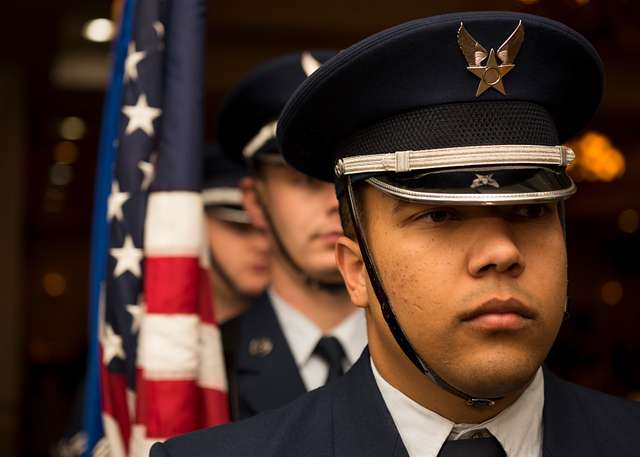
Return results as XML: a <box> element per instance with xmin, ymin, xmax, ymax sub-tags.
<box><xmin>217</xmin><ymin>51</ymin><xmax>336</xmax><ymax>165</ymax></box>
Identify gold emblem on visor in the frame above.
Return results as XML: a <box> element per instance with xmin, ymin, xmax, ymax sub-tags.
<box><xmin>457</xmin><ymin>20</ymin><xmax>525</xmax><ymax>96</ymax></box>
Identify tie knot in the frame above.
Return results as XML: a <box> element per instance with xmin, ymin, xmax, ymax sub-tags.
<box><xmin>437</xmin><ymin>430</ymin><xmax>505</xmax><ymax>457</ymax></box>
<box><xmin>313</xmin><ymin>336</ymin><xmax>346</xmax><ymax>385</ymax></box>
<box><xmin>313</xmin><ymin>336</ymin><xmax>346</xmax><ymax>363</ymax></box>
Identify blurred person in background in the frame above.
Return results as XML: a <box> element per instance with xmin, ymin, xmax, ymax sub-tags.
<box><xmin>218</xmin><ymin>51</ymin><xmax>367</xmax><ymax>421</ymax></box>
<box><xmin>202</xmin><ymin>143</ymin><xmax>270</xmax><ymax>323</ymax></box>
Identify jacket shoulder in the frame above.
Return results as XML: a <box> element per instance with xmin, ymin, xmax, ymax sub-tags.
<box><xmin>150</xmin><ymin>384</ymin><xmax>333</xmax><ymax>457</ymax></box>
<box><xmin>547</xmin><ymin>373</ymin><xmax>640</xmax><ymax>456</ymax></box>
<box><xmin>561</xmin><ymin>377</ymin><xmax>640</xmax><ymax>423</ymax></box>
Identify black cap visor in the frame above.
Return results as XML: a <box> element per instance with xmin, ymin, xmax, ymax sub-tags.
<box><xmin>362</xmin><ymin>165</ymin><xmax>575</xmax><ymax>205</ymax></box>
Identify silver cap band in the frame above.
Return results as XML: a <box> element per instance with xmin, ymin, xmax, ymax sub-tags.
<box><xmin>335</xmin><ymin>144</ymin><xmax>575</xmax><ymax>177</ymax></box>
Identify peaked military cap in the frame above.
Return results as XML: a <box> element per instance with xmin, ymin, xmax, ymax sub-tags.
<box><xmin>277</xmin><ymin>11</ymin><xmax>604</xmax><ymax>204</ymax></box>
<box><xmin>218</xmin><ymin>51</ymin><xmax>337</xmax><ymax>165</ymax></box>
<box><xmin>202</xmin><ymin>143</ymin><xmax>249</xmax><ymax>223</ymax></box>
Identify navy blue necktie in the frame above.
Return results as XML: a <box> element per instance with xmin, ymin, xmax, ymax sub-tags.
<box><xmin>313</xmin><ymin>336</ymin><xmax>345</xmax><ymax>385</ymax></box>
<box><xmin>437</xmin><ymin>435</ymin><xmax>506</xmax><ymax>457</ymax></box>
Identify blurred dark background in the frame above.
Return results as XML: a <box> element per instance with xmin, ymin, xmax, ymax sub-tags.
<box><xmin>0</xmin><ymin>0</ymin><xmax>638</xmax><ymax>456</ymax></box>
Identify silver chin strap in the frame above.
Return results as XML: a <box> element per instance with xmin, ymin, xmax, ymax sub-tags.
<box><xmin>345</xmin><ymin>176</ymin><xmax>502</xmax><ymax>407</ymax></box>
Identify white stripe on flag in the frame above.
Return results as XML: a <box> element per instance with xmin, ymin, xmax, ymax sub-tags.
<box><xmin>198</xmin><ymin>322</ymin><xmax>227</xmax><ymax>391</ymax></box>
<box><xmin>138</xmin><ymin>313</ymin><xmax>199</xmax><ymax>378</ymax></box>
<box><xmin>101</xmin><ymin>413</ymin><xmax>126</xmax><ymax>457</ymax></box>
<box><xmin>91</xmin><ymin>437</ymin><xmax>110</xmax><ymax>457</ymax></box>
<box><xmin>145</xmin><ymin>192</ymin><xmax>203</xmax><ymax>256</ymax></box>
<box><xmin>130</xmin><ymin>425</ymin><xmax>159</xmax><ymax>457</ymax></box>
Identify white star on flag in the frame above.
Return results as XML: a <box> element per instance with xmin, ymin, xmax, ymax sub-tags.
<box><xmin>126</xmin><ymin>295</ymin><xmax>145</xmax><ymax>334</ymax></box>
<box><xmin>102</xmin><ymin>324</ymin><xmax>126</xmax><ymax>364</ymax></box>
<box><xmin>122</xmin><ymin>94</ymin><xmax>162</xmax><ymax>136</ymax></box>
<box><xmin>138</xmin><ymin>153</ymin><xmax>157</xmax><ymax>191</ymax></box>
<box><xmin>110</xmin><ymin>235</ymin><xmax>143</xmax><ymax>278</ymax></box>
<box><xmin>124</xmin><ymin>41</ymin><xmax>147</xmax><ymax>82</ymax></box>
<box><xmin>107</xmin><ymin>180</ymin><xmax>130</xmax><ymax>221</ymax></box>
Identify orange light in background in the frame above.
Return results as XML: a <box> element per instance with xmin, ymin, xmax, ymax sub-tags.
<box><xmin>600</xmin><ymin>280</ymin><xmax>623</xmax><ymax>306</ymax></box>
<box><xmin>566</xmin><ymin>131</ymin><xmax>625</xmax><ymax>182</ymax></box>
<box><xmin>516</xmin><ymin>0</ymin><xmax>539</xmax><ymax>4</ymax></box>
<box><xmin>43</xmin><ymin>272</ymin><xmax>67</xmax><ymax>297</ymax></box>
<box><xmin>618</xmin><ymin>209</ymin><xmax>639</xmax><ymax>234</ymax></box>
<box><xmin>111</xmin><ymin>0</ymin><xmax>125</xmax><ymax>30</ymax></box>
<box><xmin>54</xmin><ymin>141</ymin><xmax>79</xmax><ymax>164</ymax></box>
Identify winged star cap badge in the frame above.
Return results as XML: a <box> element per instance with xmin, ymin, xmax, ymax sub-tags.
<box><xmin>470</xmin><ymin>173</ymin><xmax>500</xmax><ymax>189</ymax></box>
<box><xmin>457</xmin><ymin>20</ymin><xmax>525</xmax><ymax>96</ymax></box>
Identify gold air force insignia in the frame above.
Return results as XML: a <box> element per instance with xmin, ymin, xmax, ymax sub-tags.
<box><xmin>457</xmin><ymin>20</ymin><xmax>525</xmax><ymax>96</ymax></box>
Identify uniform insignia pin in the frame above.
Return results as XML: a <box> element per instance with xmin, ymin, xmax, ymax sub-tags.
<box><xmin>470</xmin><ymin>173</ymin><xmax>500</xmax><ymax>189</ymax></box>
<box><xmin>249</xmin><ymin>337</ymin><xmax>273</xmax><ymax>357</ymax></box>
<box><xmin>457</xmin><ymin>20</ymin><xmax>524</xmax><ymax>96</ymax></box>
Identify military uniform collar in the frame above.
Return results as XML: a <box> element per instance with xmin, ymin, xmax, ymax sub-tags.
<box><xmin>269</xmin><ymin>287</ymin><xmax>367</xmax><ymax>368</ymax></box>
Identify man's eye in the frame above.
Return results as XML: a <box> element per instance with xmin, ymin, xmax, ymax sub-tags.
<box><xmin>415</xmin><ymin>208</ymin><xmax>457</xmax><ymax>224</ymax></box>
<box><xmin>513</xmin><ymin>204</ymin><xmax>549</xmax><ymax>218</ymax></box>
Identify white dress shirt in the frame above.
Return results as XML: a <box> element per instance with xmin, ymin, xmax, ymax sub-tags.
<box><xmin>269</xmin><ymin>288</ymin><xmax>368</xmax><ymax>391</ymax></box>
<box><xmin>371</xmin><ymin>358</ymin><xmax>544</xmax><ymax>457</ymax></box>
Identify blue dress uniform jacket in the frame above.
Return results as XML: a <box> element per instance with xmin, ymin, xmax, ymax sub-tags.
<box><xmin>151</xmin><ymin>348</ymin><xmax>640</xmax><ymax>457</ymax></box>
<box><xmin>221</xmin><ymin>292</ymin><xmax>306</xmax><ymax>420</ymax></box>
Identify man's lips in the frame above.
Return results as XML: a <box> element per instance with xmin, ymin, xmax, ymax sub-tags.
<box><xmin>250</xmin><ymin>263</ymin><xmax>269</xmax><ymax>274</ymax></box>
<box><xmin>459</xmin><ymin>298</ymin><xmax>536</xmax><ymax>331</ymax></box>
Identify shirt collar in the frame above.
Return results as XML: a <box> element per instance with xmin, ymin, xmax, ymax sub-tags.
<box><xmin>330</xmin><ymin>307</ymin><xmax>367</xmax><ymax>364</ymax></box>
<box><xmin>452</xmin><ymin>368</ymin><xmax>544</xmax><ymax>457</ymax></box>
<box><xmin>269</xmin><ymin>288</ymin><xmax>367</xmax><ymax>367</ymax></box>
<box><xmin>371</xmin><ymin>357</ymin><xmax>544</xmax><ymax>457</ymax></box>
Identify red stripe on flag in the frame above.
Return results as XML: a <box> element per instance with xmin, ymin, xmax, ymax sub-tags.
<box><xmin>145</xmin><ymin>257</ymin><xmax>199</xmax><ymax>314</ymax></box>
<box><xmin>202</xmin><ymin>386</ymin><xmax>230</xmax><ymax>426</ymax></box>
<box><xmin>137</xmin><ymin>378</ymin><xmax>203</xmax><ymax>438</ymax></box>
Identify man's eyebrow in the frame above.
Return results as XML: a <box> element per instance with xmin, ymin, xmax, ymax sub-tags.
<box><xmin>392</xmin><ymin>199</ymin><xmax>440</xmax><ymax>215</ymax></box>
<box><xmin>391</xmin><ymin>199</ymin><xmax>414</xmax><ymax>215</ymax></box>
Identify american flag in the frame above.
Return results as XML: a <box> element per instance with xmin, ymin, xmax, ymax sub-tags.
<box><xmin>82</xmin><ymin>0</ymin><xmax>229</xmax><ymax>455</ymax></box>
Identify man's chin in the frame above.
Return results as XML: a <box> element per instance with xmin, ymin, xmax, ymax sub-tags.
<box><xmin>306</xmin><ymin>267</ymin><xmax>346</xmax><ymax>288</ymax></box>
<box><xmin>442</xmin><ymin>356</ymin><xmax>541</xmax><ymax>399</ymax></box>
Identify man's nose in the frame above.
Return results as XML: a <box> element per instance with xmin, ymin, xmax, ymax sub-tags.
<box><xmin>251</xmin><ymin>229</ymin><xmax>271</xmax><ymax>254</ymax></box>
<box><xmin>320</xmin><ymin>182</ymin><xmax>339</xmax><ymax>214</ymax></box>
<box><xmin>466</xmin><ymin>217</ymin><xmax>525</xmax><ymax>278</ymax></box>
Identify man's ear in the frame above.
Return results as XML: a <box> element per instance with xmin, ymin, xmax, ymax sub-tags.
<box><xmin>240</xmin><ymin>176</ymin><xmax>267</xmax><ymax>230</ymax></box>
<box><xmin>335</xmin><ymin>236</ymin><xmax>369</xmax><ymax>309</ymax></box>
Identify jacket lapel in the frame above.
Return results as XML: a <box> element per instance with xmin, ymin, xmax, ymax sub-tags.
<box><xmin>332</xmin><ymin>348</ymin><xmax>409</xmax><ymax>457</ymax></box>
<box><xmin>235</xmin><ymin>292</ymin><xmax>307</xmax><ymax>415</ymax></box>
<box><xmin>542</xmin><ymin>367</ymin><xmax>598</xmax><ymax>457</ymax></box>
